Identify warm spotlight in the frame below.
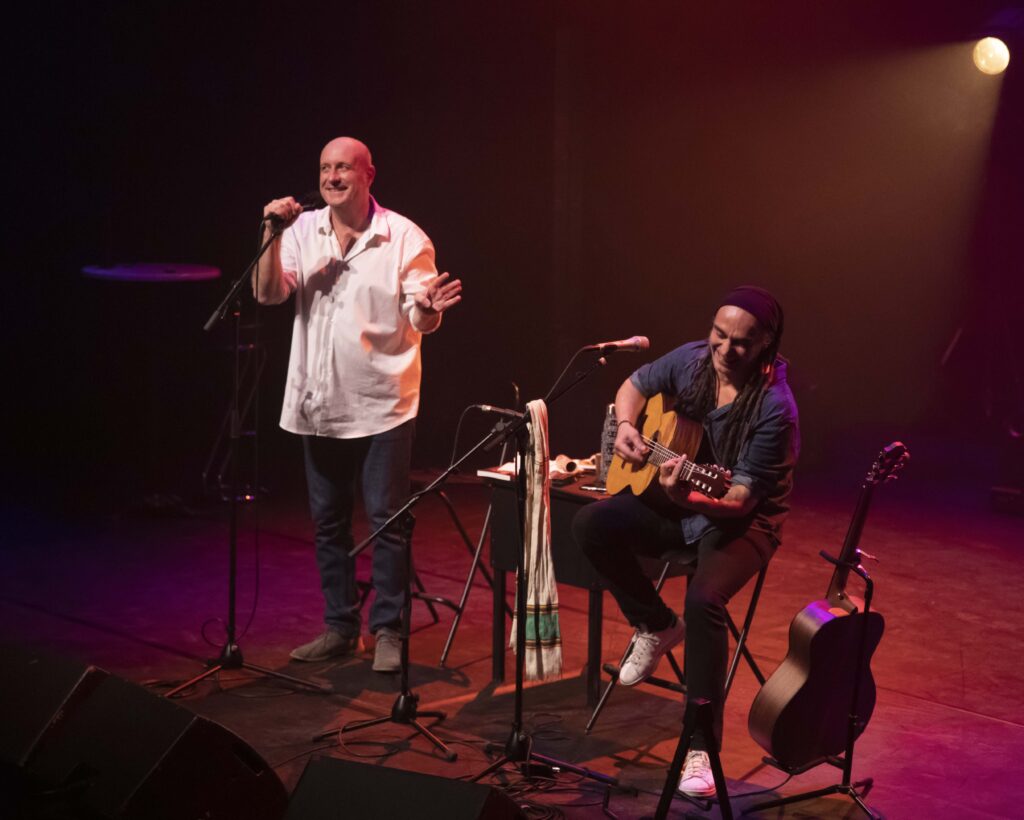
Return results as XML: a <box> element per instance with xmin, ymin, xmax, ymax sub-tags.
<box><xmin>973</xmin><ymin>36</ymin><xmax>1010</xmax><ymax>75</ymax></box>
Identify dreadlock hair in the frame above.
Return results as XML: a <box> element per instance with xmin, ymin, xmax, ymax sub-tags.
<box><xmin>675</xmin><ymin>335</ymin><xmax>782</xmax><ymax>469</ymax></box>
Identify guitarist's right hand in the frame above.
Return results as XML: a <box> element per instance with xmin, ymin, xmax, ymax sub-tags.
<box><xmin>614</xmin><ymin>420</ymin><xmax>649</xmax><ymax>464</ymax></box>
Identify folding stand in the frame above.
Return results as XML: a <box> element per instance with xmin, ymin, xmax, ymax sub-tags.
<box><xmin>439</xmin><ymin>434</ymin><xmax>515</xmax><ymax>668</ymax></box>
<box><xmin>742</xmin><ymin>552</ymin><xmax>880</xmax><ymax>819</ymax></box>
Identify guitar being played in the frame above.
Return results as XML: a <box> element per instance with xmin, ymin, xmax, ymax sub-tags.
<box><xmin>572</xmin><ymin>286</ymin><xmax>800</xmax><ymax>798</ymax></box>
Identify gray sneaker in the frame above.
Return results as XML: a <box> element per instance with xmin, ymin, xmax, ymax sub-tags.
<box><xmin>290</xmin><ymin>628</ymin><xmax>362</xmax><ymax>662</ymax></box>
<box><xmin>372</xmin><ymin>627</ymin><xmax>402</xmax><ymax>673</ymax></box>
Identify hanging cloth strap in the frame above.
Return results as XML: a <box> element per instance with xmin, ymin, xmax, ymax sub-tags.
<box><xmin>509</xmin><ymin>399</ymin><xmax>562</xmax><ymax>680</ymax></box>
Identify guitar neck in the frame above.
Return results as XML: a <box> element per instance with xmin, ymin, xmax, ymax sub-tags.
<box><xmin>826</xmin><ymin>481</ymin><xmax>877</xmax><ymax>604</ymax></box>
<box><xmin>641</xmin><ymin>436</ymin><xmax>704</xmax><ymax>482</ymax></box>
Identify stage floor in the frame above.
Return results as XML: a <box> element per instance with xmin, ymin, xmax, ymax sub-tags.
<box><xmin>2</xmin><ymin>469</ymin><xmax>1022</xmax><ymax>818</ymax></box>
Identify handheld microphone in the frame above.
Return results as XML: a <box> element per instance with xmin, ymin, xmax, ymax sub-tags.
<box><xmin>473</xmin><ymin>404</ymin><xmax>524</xmax><ymax>420</ymax></box>
<box><xmin>583</xmin><ymin>336</ymin><xmax>650</xmax><ymax>353</ymax></box>
<box><xmin>262</xmin><ymin>192</ymin><xmax>325</xmax><ymax>224</ymax></box>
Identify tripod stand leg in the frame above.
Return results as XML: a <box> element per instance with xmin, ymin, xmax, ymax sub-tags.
<box><xmin>410</xmin><ymin>718</ymin><xmax>458</xmax><ymax>761</ymax></box>
<box><xmin>165</xmin><ymin>663</ymin><xmax>225</xmax><ymax>698</ymax></box>
<box><xmin>165</xmin><ymin>655</ymin><xmax>331</xmax><ymax>698</ymax></box>
<box><xmin>240</xmin><ymin>661</ymin><xmax>333</xmax><ymax>692</ymax></box>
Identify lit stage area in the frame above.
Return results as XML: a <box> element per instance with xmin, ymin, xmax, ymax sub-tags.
<box><xmin>3</xmin><ymin>3</ymin><xmax>1024</xmax><ymax>819</ymax></box>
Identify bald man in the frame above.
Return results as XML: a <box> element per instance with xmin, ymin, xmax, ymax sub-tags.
<box><xmin>255</xmin><ymin>137</ymin><xmax>462</xmax><ymax>672</ymax></box>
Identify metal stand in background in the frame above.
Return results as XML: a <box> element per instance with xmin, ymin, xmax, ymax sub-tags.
<box><xmin>202</xmin><ymin>319</ymin><xmax>265</xmax><ymax>502</ymax></box>
<box><xmin>166</xmin><ymin>223</ymin><xmax>330</xmax><ymax>698</ymax></box>
<box><xmin>438</xmin><ymin>433</ymin><xmax>515</xmax><ymax>668</ymax></box>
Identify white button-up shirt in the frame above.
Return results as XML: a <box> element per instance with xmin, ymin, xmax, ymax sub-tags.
<box><xmin>276</xmin><ymin>199</ymin><xmax>438</xmax><ymax>439</ymax></box>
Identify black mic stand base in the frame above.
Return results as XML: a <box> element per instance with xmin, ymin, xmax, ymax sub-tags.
<box><xmin>313</xmin><ymin>691</ymin><xmax>456</xmax><ymax>762</ymax></box>
<box><xmin>314</xmin><ymin>512</ymin><xmax>457</xmax><ymax>762</ymax></box>
<box><xmin>473</xmin><ymin>726</ymin><xmax>629</xmax><ymax>790</ymax></box>
<box><xmin>165</xmin><ymin>643</ymin><xmax>333</xmax><ymax>698</ymax></box>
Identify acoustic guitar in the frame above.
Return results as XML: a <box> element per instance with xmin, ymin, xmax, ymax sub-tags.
<box><xmin>605</xmin><ymin>393</ymin><xmax>730</xmax><ymax>500</ymax></box>
<box><xmin>747</xmin><ymin>442</ymin><xmax>910</xmax><ymax>770</ymax></box>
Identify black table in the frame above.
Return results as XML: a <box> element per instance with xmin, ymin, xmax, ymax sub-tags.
<box><xmin>486</xmin><ymin>475</ymin><xmax>680</xmax><ymax>705</ymax></box>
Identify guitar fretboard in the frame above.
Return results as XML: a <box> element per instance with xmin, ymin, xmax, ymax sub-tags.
<box><xmin>641</xmin><ymin>435</ymin><xmax>712</xmax><ymax>481</ymax></box>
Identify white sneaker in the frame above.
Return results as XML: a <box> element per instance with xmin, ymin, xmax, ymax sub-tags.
<box><xmin>677</xmin><ymin>749</ymin><xmax>716</xmax><ymax>798</ymax></box>
<box><xmin>618</xmin><ymin>617</ymin><xmax>685</xmax><ymax>686</ymax></box>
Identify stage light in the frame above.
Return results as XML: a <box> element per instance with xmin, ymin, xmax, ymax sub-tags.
<box><xmin>973</xmin><ymin>36</ymin><xmax>1011</xmax><ymax>74</ymax></box>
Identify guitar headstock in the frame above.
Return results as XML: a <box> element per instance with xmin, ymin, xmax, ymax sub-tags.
<box><xmin>866</xmin><ymin>441</ymin><xmax>910</xmax><ymax>485</ymax></box>
<box><xmin>691</xmin><ymin>464</ymin><xmax>732</xmax><ymax>499</ymax></box>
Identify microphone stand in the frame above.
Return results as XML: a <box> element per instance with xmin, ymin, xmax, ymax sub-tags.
<box><xmin>319</xmin><ymin>402</ymin><xmax>533</xmax><ymax>757</ymax></box>
<box><xmin>167</xmin><ymin>221</ymin><xmax>330</xmax><ymax>698</ymax></box>
<box><xmin>471</xmin><ymin>349</ymin><xmax>635</xmax><ymax>794</ymax></box>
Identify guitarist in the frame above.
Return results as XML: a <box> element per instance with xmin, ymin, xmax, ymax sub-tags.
<box><xmin>572</xmin><ymin>285</ymin><xmax>800</xmax><ymax>797</ymax></box>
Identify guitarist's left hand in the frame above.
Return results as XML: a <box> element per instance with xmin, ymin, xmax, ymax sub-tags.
<box><xmin>660</xmin><ymin>456</ymin><xmax>750</xmax><ymax>517</ymax></box>
<box><xmin>658</xmin><ymin>455</ymin><xmax>705</xmax><ymax>510</ymax></box>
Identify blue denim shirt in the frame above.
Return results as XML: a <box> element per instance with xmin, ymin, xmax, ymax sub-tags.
<box><xmin>630</xmin><ymin>340</ymin><xmax>800</xmax><ymax>545</ymax></box>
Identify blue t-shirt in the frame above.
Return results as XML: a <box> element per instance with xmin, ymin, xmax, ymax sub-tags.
<box><xmin>629</xmin><ymin>340</ymin><xmax>800</xmax><ymax>545</ymax></box>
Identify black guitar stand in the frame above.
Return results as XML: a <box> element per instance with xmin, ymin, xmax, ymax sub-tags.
<box><xmin>742</xmin><ymin>551</ymin><xmax>879</xmax><ymax>818</ymax></box>
<box><xmin>646</xmin><ymin>698</ymin><xmax>733</xmax><ymax>820</ymax></box>
<box><xmin>314</xmin><ymin>512</ymin><xmax>457</xmax><ymax>761</ymax></box>
<box><xmin>166</xmin><ymin>222</ymin><xmax>332</xmax><ymax>699</ymax></box>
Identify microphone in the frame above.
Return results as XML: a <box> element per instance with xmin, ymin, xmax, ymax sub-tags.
<box><xmin>473</xmin><ymin>404</ymin><xmax>524</xmax><ymax>419</ymax></box>
<box><xmin>583</xmin><ymin>336</ymin><xmax>650</xmax><ymax>353</ymax></box>
<box><xmin>262</xmin><ymin>192</ymin><xmax>325</xmax><ymax>224</ymax></box>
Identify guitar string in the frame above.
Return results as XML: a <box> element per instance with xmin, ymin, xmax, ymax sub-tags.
<box><xmin>639</xmin><ymin>435</ymin><xmax>717</xmax><ymax>479</ymax></box>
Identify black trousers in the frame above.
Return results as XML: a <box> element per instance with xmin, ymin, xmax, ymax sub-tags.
<box><xmin>572</xmin><ymin>493</ymin><xmax>776</xmax><ymax>750</ymax></box>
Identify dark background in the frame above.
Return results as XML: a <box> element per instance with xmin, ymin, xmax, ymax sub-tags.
<box><xmin>4</xmin><ymin>1</ymin><xmax>1023</xmax><ymax>509</ymax></box>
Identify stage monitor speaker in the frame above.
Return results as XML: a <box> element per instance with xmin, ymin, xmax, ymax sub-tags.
<box><xmin>0</xmin><ymin>643</ymin><xmax>109</xmax><ymax>767</ymax></box>
<box><xmin>285</xmin><ymin>756</ymin><xmax>526</xmax><ymax>820</ymax></box>
<box><xmin>0</xmin><ymin>645</ymin><xmax>288</xmax><ymax>820</ymax></box>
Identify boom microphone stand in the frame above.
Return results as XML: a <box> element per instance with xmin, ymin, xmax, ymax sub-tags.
<box><xmin>471</xmin><ymin>348</ymin><xmax>634</xmax><ymax>791</ymax></box>
<box><xmin>166</xmin><ymin>221</ymin><xmax>330</xmax><ymax>698</ymax></box>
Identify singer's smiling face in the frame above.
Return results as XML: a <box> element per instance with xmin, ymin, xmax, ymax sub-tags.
<box><xmin>319</xmin><ymin>137</ymin><xmax>375</xmax><ymax>212</ymax></box>
<box><xmin>707</xmin><ymin>306</ymin><xmax>771</xmax><ymax>385</ymax></box>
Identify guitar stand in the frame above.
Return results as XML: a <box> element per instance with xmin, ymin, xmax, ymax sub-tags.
<box><xmin>742</xmin><ymin>552</ymin><xmax>880</xmax><ymax>819</ymax></box>
<box><xmin>648</xmin><ymin>698</ymin><xmax>733</xmax><ymax>820</ymax></box>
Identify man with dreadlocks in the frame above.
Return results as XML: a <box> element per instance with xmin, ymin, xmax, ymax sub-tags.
<box><xmin>573</xmin><ymin>285</ymin><xmax>799</xmax><ymax>797</ymax></box>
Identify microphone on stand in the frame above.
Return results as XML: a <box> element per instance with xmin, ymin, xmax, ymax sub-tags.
<box><xmin>583</xmin><ymin>335</ymin><xmax>650</xmax><ymax>354</ymax></box>
<box><xmin>473</xmin><ymin>404</ymin><xmax>525</xmax><ymax>420</ymax></box>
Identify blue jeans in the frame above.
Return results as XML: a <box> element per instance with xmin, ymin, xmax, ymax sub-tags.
<box><xmin>302</xmin><ymin>420</ymin><xmax>414</xmax><ymax>636</ymax></box>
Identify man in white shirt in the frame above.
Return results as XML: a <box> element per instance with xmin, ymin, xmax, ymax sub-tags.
<box><xmin>254</xmin><ymin>137</ymin><xmax>462</xmax><ymax>672</ymax></box>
